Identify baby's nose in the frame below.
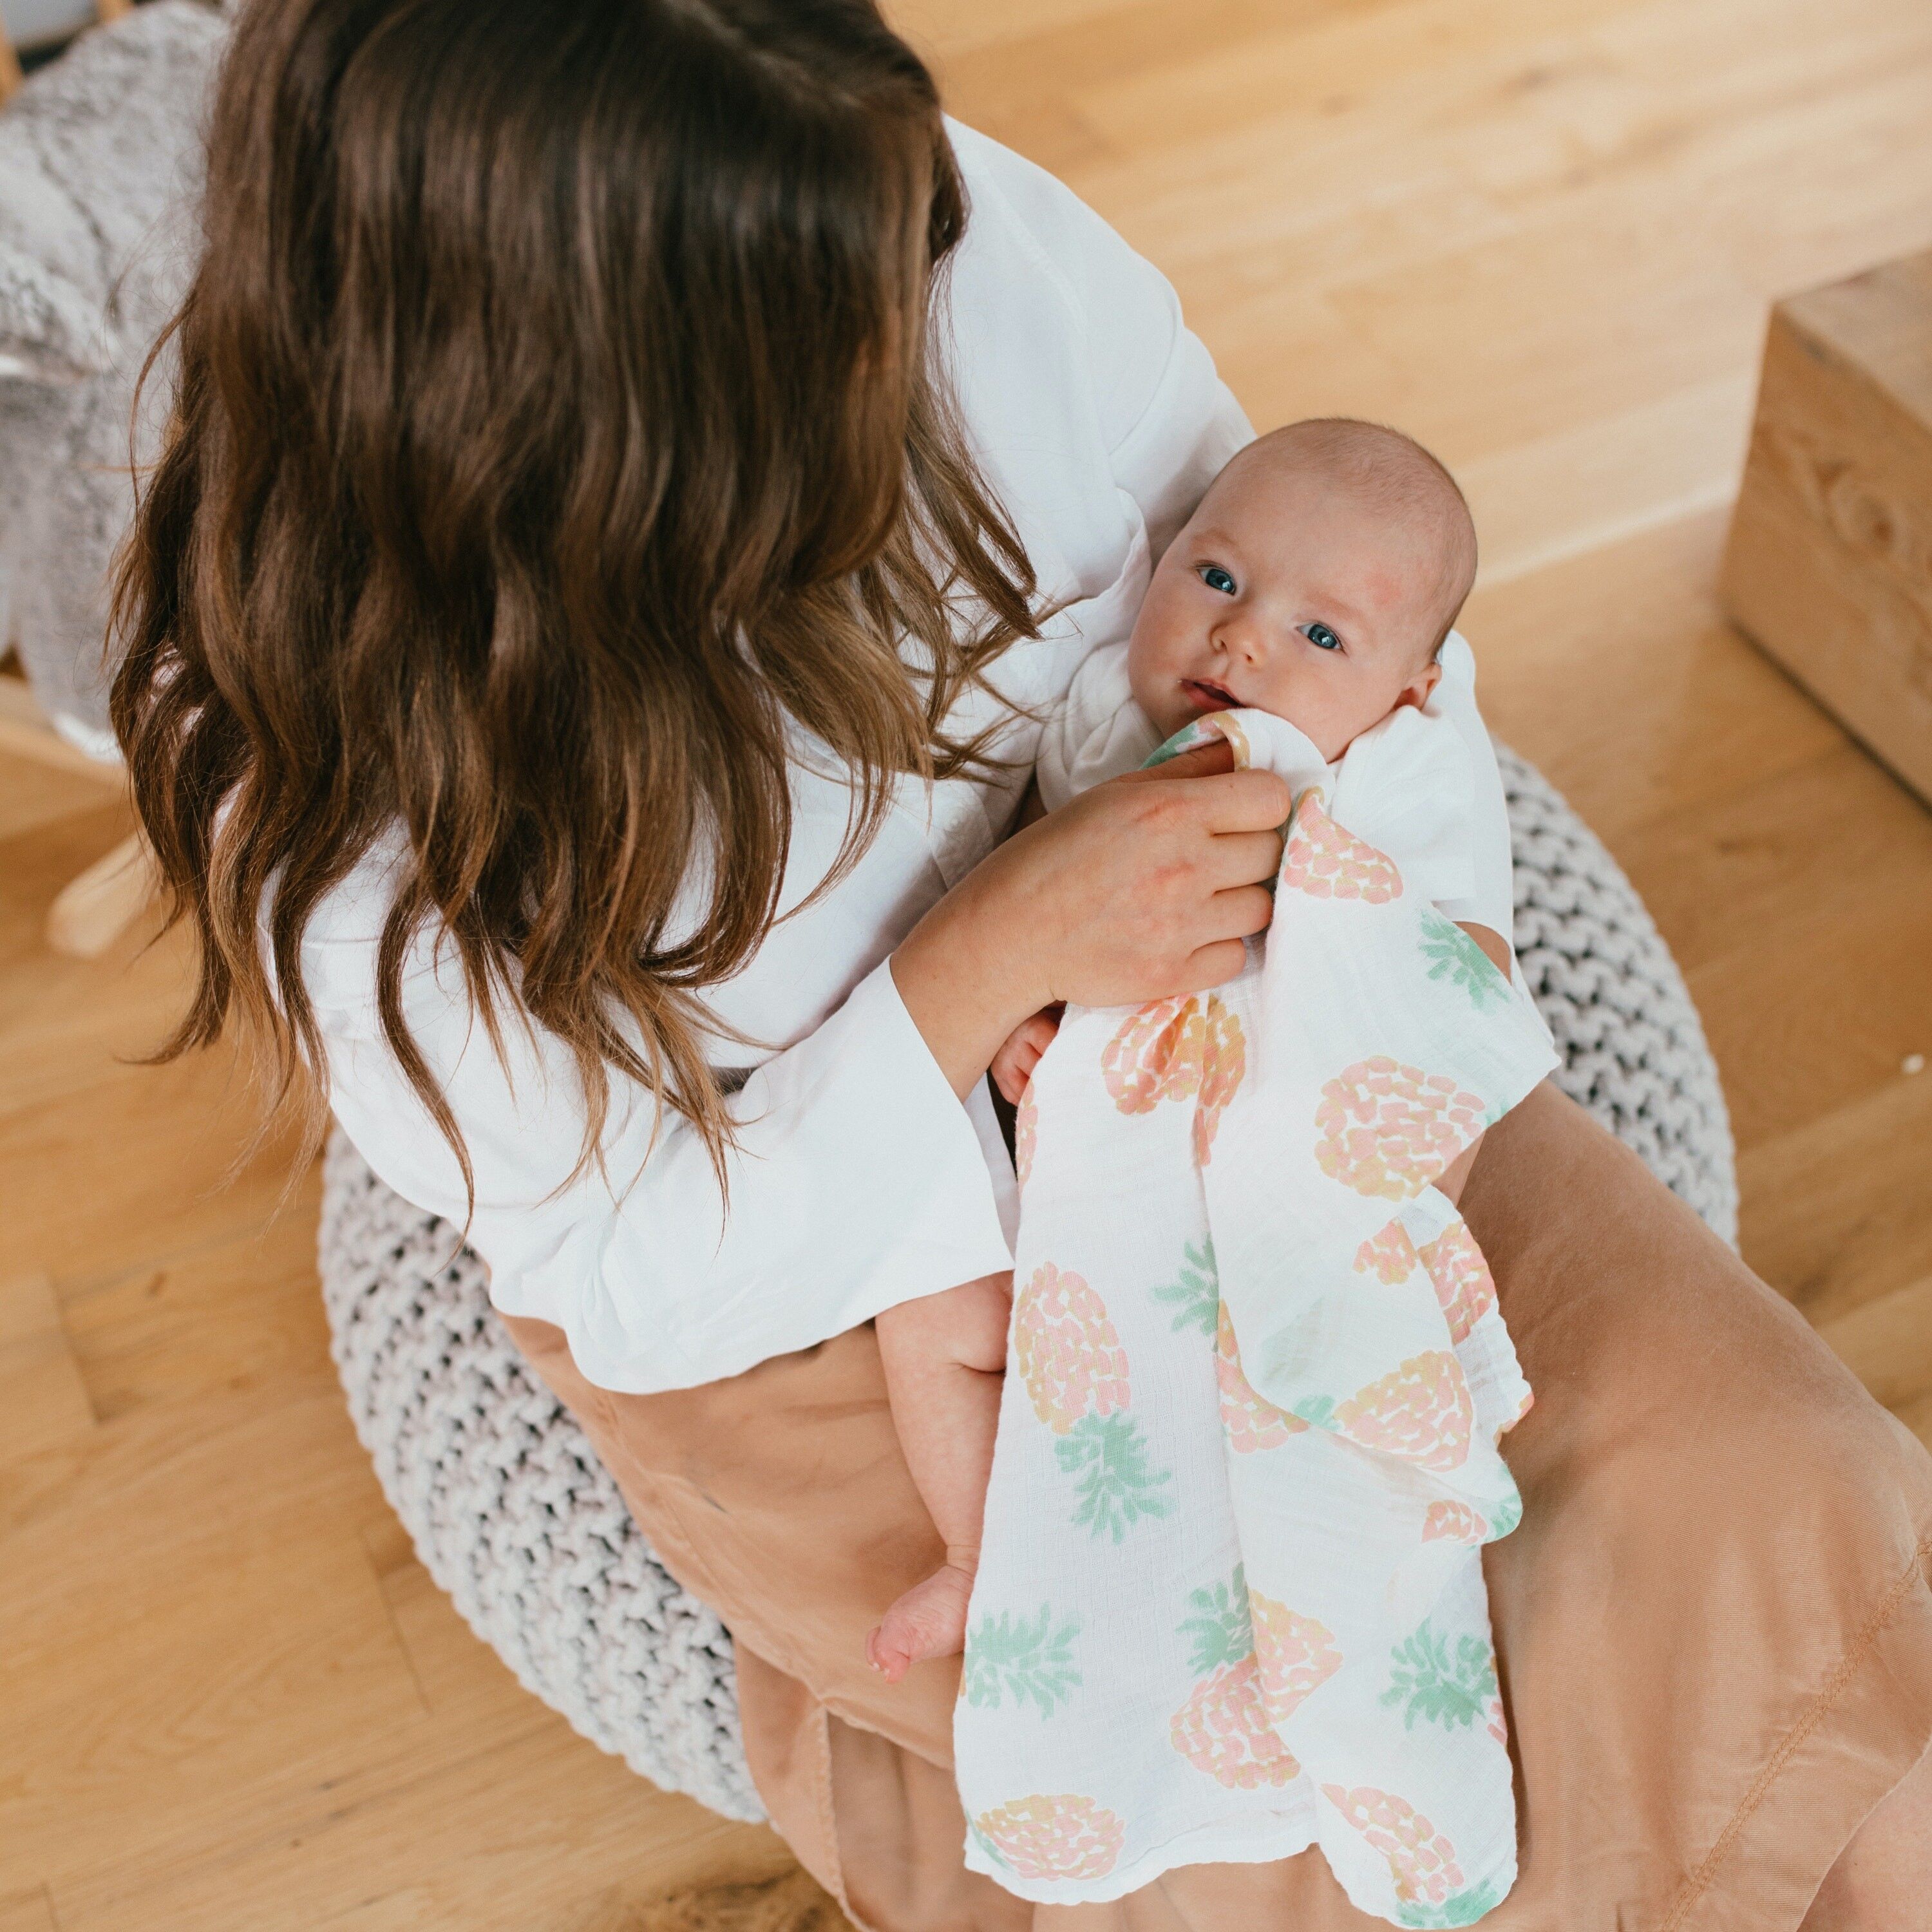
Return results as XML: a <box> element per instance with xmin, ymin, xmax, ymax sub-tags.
<box><xmin>1215</xmin><ymin>609</ymin><xmax>1271</xmax><ymax>665</ymax></box>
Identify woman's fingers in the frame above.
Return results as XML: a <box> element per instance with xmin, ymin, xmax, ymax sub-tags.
<box><xmin>1109</xmin><ymin>753</ymin><xmax>1291</xmax><ymax>833</ymax></box>
<box><xmin>1185</xmin><ymin>766</ymin><xmax>1293</xmax><ymax>831</ymax></box>
<box><xmin>1202</xmin><ymin>884</ymin><xmax>1275</xmax><ymax>943</ymax></box>
<box><xmin>1200</xmin><ymin>827</ymin><xmax>1286</xmax><ymax>890</ymax></box>
<box><xmin>1111</xmin><ymin>737</ymin><xmax>1235</xmax><ymax>784</ymax></box>
<box><xmin>893</xmin><ymin>739</ymin><xmax>1296</xmax><ymax>1083</ymax></box>
<box><xmin>1175</xmin><ymin>936</ymin><xmax>1253</xmax><ymax>993</ymax></box>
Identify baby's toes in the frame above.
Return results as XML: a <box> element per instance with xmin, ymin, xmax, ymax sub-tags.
<box><xmin>866</xmin><ymin>1620</ymin><xmax>913</xmax><ymax>1683</ymax></box>
<box><xmin>869</xmin><ymin>1566</ymin><xmax>974</xmax><ymax>1679</ymax></box>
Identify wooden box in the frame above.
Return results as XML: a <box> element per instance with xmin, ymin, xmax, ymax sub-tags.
<box><xmin>1719</xmin><ymin>251</ymin><xmax>1932</xmax><ymax>806</ymax></box>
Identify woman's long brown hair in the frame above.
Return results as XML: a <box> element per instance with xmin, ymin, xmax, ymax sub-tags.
<box><xmin>109</xmin><ymin>0</ymin><xmax>1039</xmax><ymax>1213</ymax></box>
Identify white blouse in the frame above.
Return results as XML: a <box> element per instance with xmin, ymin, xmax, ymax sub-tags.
<box><xmin>299</xmin><ymin>120</ymin><xmax>1517</xmax><ymax>1395</ymax></box>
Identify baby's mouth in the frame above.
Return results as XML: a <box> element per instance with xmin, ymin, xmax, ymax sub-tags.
<box><xmin>1182</xmin><ymin>677</ymin><xmax>1242</xmax><ymax>714</ymax></box>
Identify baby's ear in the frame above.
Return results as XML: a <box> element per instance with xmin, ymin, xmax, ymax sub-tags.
<box><xmin>1395</xmin><ymin>658</ymin><xmax>1443</xmax><ymax>712</ymax></box>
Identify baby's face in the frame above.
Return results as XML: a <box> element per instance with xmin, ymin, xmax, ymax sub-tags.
<box><xmin>1127</xmin><ymin>457</ymin><xmax>1449</xmax><ymax>762</ymax></box>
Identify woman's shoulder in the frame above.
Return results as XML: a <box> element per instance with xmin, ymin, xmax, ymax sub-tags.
<box><xmin>943</xmin><ymin>118</ymin><xmax>1185</xmax><ymax>457</ymax></box>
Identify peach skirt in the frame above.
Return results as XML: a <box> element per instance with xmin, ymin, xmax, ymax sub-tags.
<box><xmin>502</xmin><ymin>1085</ymin><xmax>1932</xmax><ymax>1930</ymax></box>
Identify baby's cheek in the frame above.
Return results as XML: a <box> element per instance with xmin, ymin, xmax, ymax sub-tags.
<box><xmin>1125</xmin><ymin>612</ymin><xmax>1187</xmax><ymax>730</ymax></box>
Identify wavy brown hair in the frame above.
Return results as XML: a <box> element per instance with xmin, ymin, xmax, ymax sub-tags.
<box><xmin>109</xmin><ymin>0</ymin><xmax>1039</xmax><ymax>1211</ymax></box>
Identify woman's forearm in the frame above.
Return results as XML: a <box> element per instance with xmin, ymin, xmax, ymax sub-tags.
<box><xmin>891</xmin><ymin>871</ymin><xmax>1043</xmax><ymax>1099</ymax></box>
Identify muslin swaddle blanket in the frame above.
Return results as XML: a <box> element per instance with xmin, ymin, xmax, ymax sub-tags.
<box><xmin>954</xmin><ymin>696</ymin><xmax>1561</xmax><ymax>1925</ymax></box>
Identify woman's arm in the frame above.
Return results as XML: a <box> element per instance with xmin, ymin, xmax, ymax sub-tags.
<box><xmin>317</xmin><ymin>739</ymin><xmax>1287</xmax><ymax>1397</ymax></box>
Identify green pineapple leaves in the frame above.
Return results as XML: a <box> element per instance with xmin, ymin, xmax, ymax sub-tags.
<box><xmin>1380</xmin><ymin>1616</ymin><xmax>1498</xmax><ymax>1732</ymax></box>
<box><xmin>1055</xmin><ymin>1412</ymin><xmax>1173</xmax><ymax>1541</ymax></box>
<box><xmin>1152</xmin><ymin>1238</ymin><xmax>1220</xmax><ymax>1337</ymax></box>
<box><xmin>1417</xmin><ymin>907</ymin><xmax>1511</xmax><ymax>1013</ymax></box>
<box><xmin>1177</xmin><ymin>1564</ymin><xmax>1256</xmax><ymax>1674</ymax></box>
<box><xmin>963</xmin><ymin>1604</ymin><xmax>1083</xmax><ymax>1718</ymax></box>
<box><xmin>1396</xmin><ymin>1879</ymin><xmax>1508</xmax><ymax>1927</ymax></box>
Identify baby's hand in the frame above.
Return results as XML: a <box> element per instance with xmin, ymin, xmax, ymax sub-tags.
<box><xmin>990</xmin><ymin>1009</ymin><xmax>1062</xmax><ymax>1106</ymax></box>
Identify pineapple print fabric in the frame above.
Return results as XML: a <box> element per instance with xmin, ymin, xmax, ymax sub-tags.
<box><xmin>954</xmin><ymin>702</ymin><xmax>1560</xmax><ymax>1924</ymax></box>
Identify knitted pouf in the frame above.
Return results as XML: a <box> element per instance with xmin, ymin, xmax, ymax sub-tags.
<box><xmin>1495</xmin><ymin>748</ymin><xmax>1737</xmax><ymax>1244</ymax></box>
<box><xmin>316</xmin><ymin>750</ymin><xmax>1736</xmax><ymax>1824</ymax></box>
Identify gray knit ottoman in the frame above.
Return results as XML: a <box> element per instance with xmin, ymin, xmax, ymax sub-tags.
<box><xmin>316</xmin><ymin>747</ymin><xmax>1737</xmax><ymax>1824</ymax></box>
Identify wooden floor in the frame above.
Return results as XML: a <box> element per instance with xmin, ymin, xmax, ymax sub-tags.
<box><xmin>5</xmin><ymin>0</ymin><xmax>1932</xmax><ymax>1924</ymax></box>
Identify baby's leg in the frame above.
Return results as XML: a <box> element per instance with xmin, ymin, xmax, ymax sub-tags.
<box><xmin>868</xmin><ymin>1272</ymin><xmax>1012</xmax><ymax>1682</ymax></box>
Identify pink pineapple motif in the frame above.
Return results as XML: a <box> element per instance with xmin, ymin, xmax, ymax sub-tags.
<box><xmin>1354</xmin><ymin>1218</ymin><xmax>1420</xmax><ymax>1285</ymax></box>
<box><xmin>1332</xmin><ymin>1350</ymin><xmax>1474</xmax><ymax>1472</ymax></box>
<box><xmin>1247</xmin><ymin>1591</ymin><xmax>1342</xmax><ymax>1727</ymax></box>
<box><xmin>1103</xmin><ymin>994</ymin><xmax>1199</xmax><ymax>1113</ymax></box>
<box><xmin>1012</xmin><ymin>1264</ymin><xmax>1128</xmax><ymax>1435</ymax></box>
<box><xmin>1014</xmin><ymin>1265</ymin><xmax>1173</xmax><ymax>1540</ymax></box>
<box><xmin>1314</xmin><ymin>1057</ymin><xmax>1488</xmax><ymax>1200</ymax></box>
<box><xmin>1421</xmin><ymin>1500</ymin><xmax>1488</xmax><ymax>1544</ymax></box>
<box><xmin>1417</xmin><ymin>1220</ymin><xmax>1497</xmax><ymax>1345</ymax></box>
<box><xmin>971</xmin><ymin>1794</ymin><xmax>1125</xmax><ymax>1881</ymax></box>
<box><xmin>1194</xmin><ymin>999</ymin><xmax>1245</xmax><ymax>1164</ymax></box>
<box><xmin>1282</xmin><ymin>795</ymin><xmax>1404</xmax><ymax>903</ymax></box>
<box><xmin>1486</xmin><ymin>1696</ymin><xmax>1509</xmax><ymax>1747</ymax></box>
<box><xmin>1321</xmin><ymin>1784</ymin><xmax>1466</xmax><ymax>1909</ymax></box>
<box><xmin>1170</xmin><ymin>1566</ymin><xmax>1301</xmax><ymax>1790</ymax></box>
<box><xmin>1014</xmin><ymin>1080</ymin><xmax>1038</xmax><ymax>1193</ymax></box>
<box><xmin>1102</xmin><ymin>993</ymin><xmax>1245</xmax><ymax>1163</ymax></box>
<box><xmin>1216</xmin><ymin>1303</ymin><xmax>1308</xmax><ymax>1453</ymax></box>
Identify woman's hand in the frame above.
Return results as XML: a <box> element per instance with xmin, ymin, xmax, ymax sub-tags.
<box><xmin>892</xmin><ymin>737</ymin><xmax>1289</xmax><ymax>1097</ymax></box>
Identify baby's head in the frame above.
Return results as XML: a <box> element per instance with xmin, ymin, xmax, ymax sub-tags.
<box><xmin>1127</xmin><ymin>419</ymin><xmax>1477</xmax><ymax>762</ymax></box>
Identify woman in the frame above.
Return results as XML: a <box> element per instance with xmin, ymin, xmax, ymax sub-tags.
<box><xmin>111</xmin><ymin>1</ymin><xmax>1932</xmax><ymax>1925</ymax></box>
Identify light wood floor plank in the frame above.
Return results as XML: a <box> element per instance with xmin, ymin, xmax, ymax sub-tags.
<box><xmin>0</xmin><ymin>1274</ymin><xmax>95</xmax><ymax>1462</ymax></box>
<box><xmin>1738</xmin><ymin>1074</ymin><xmax>1932</xmax><ymax>1326</ymax></box>
<box><xmin>1459</xmin><ymin>510</ymin><xmax>1844</xmax><ymax>841</ymax></box>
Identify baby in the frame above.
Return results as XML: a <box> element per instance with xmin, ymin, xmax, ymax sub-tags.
<box><xmin>867</xmin><ymin>417</ymin><xmax>1504</xmax><ymax>1681</ymax></box>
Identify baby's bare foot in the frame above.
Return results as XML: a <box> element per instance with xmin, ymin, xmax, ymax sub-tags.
<box><xmin>866</xmin><ymin>1563</ymin><xmax>976</xmax><ymax>1683</ymax></box>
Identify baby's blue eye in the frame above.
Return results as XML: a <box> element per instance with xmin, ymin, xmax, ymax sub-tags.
<box><xmin>1198</xmin><ymin>565</ymin><xmax>1236</xmax><ymax>595</ymax></box>
<box><xmin>1302</xmin><ymin>621</ymin><xmax>1343</xmax><ymax>652</ymax></box>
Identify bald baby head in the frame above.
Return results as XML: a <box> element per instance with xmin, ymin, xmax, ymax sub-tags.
<box><xmin>1206</xmin><ymin>418</ymin><xmax>1478</xmax><ymax>663</ymax></box>
<box><xmin>1126</xmin><ymin>415</ymin><xmax>1481</xmax><ymax>760</ymax></box>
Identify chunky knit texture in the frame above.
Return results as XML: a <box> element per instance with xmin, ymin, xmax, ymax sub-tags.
<box><xmin>317</xmin><ymin>1132</ymin><xmax>762</xmax><ymax>1821</ymax></box>
<box><xmin>0</xmin><ymin>1</ymin><xmax>227</xmax><ymax>748</ymax></box>
<box><xmin>1497</xmin><ymin>747</ymin><xmax>1738</xmax><ymax>1245</ymax></box>
<box><xmin>318</xmin><ymin>759</ymin><xmax>1736</xmax><ymax>1821</ymax></box>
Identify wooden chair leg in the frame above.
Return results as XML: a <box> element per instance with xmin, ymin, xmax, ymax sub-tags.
<box><xmin>46</xmin><ymin>829</ymin><xmax>158</xmax><ymax>960</ymax></box>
